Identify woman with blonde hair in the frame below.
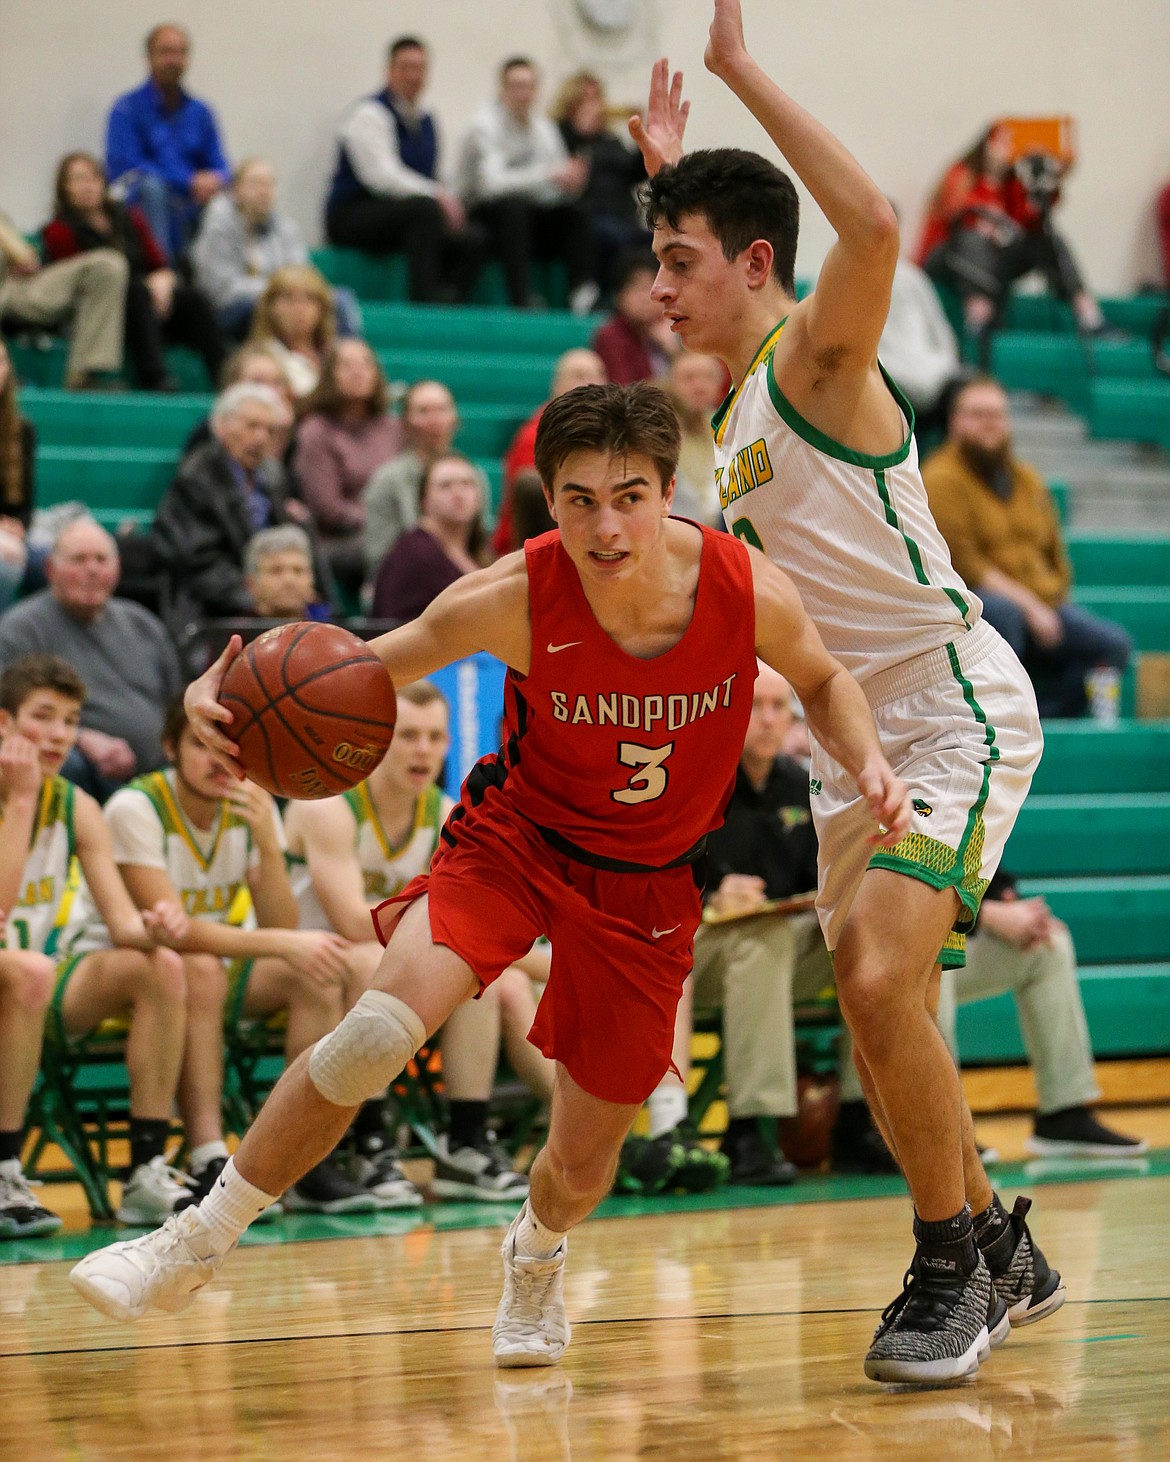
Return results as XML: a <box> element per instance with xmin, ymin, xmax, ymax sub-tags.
<box><xmin>247</xmin><ymin>264</ymin><xmax>335</xmax><ymax>398</ymax></box>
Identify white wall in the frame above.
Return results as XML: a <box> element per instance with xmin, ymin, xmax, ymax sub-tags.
<box><xmin>2</xmin><ymin>0</ymin><xmax>1167</xmax><ymax>292</ymax></box>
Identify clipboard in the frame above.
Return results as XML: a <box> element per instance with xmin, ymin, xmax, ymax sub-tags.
<box><xmin>700</xmin><ymin>891</ymin><xmax>818</xmax><ymax>926</ymax></box>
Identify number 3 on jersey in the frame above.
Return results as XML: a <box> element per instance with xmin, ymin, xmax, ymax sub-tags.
<box><xmin>613</xmin><ymin>742</ymin><xmax>674</xmax><ymax>805</ymax></box>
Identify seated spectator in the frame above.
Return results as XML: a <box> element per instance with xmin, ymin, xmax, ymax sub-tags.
<box><xmin>0</xmin><ymin>517</ymin><xmax>183</xmax><ymax>801</ymax></box>
<box><xmin>552</xmin><ymin>71</ymin><xmax>650</xmax><ymax>299</ymax></box>
<box><xmin>879</xmin><ymin>237</ymin><xmax>968</xmax><ymax>447</ymax></box>
<box><xmin>491</xmin><ymin>347</ymin><xmax>606</xmax><ymax>554</ymax></box>
<box><xmin>181</xmin><ymin>341</ymin><xmax>293</xmax><ymax>457</ymax></box>
<box><xmin>938</xmin><ymin>869</ymin><xmax>1145</xmax><ymax>1160</ymax></box>
<box><xmin>44</xmin><ymin>152</ymin><xmax>225</xmax><ymax>392</ymax></box>
<box><xmin>1159</xmin><ymin>177</ymin><xmax>1170</xmax><ymax>288</ymax></box>
<box><xmin>247</xmin><ymin>265</ymin><xmax>335</xmax><ymax>399</ymax></box>
<box><xmin>0</xmin><ymin>654</ymin><xmax>189</xmax><ymax>1236</ymax></box>
<box><xmin>363</xmin><ymin>378</ymin><xmax>461</xmax><ymax>576</ymax></box>
<box><xmin>590</xmin><ymin>252</ymin><xmax>678</xmax><ymax>385</ymax></box>
<box><xmin>152</xmin><ymin>382</ymin><xmax>331</xmax><ymax>624</ymax></box>
<box><xmin>458</xmin><ymin>57</ymin><xmax>597</xmax><ymax>313</ymax></box>
<box><xmin>244</xmin><ymin>525</ymin><xmax>327</xmax><ymax>622</ymax></box>
<box><xmin>659</xmin><ymin>664</ymin><xmax>896</xmax><ymax>1182</ymax></box>
<box><xmin>372</xmin><ymin>452</ymin><xmax>489</xmax><ymax>620</ymax></box>
<box><xmin>666</xmin><ymin>351</ymin><xmax>728</xmax><ymax>526</ymax></box>
<box><xmin>325</xmin><ymin>36</ymin><xmax>484</xmax><ymax>303</ymax></box>
<box><xmin>105</xmin><ymin>23</ymin><xmax>229</xmax><ymax>262</ymax></box>
<box><xmin>0</xmin><ymin>340</ymin><xmax>45</xmax><ymax>611</ymax></box>
<box><xmin>284</xmin><ymin>680</ymin><xmax>547</xmax><ymax>1203</ymax></box>
<box><xmin>922</xmin><ymin>376</ymin><xmax>1132</xmax><ymax>717</ymax></box>
<box><xmin>80</xmin><ymin>695</ymin><xmax>369</xmax><ymax>1214</ymax></box>
<box><xmin>1</xmin><ymin>208</ymin><xmax>127</xmax><ymax>389</ymax></box>
<box><xmin>193</xmin><ymin>158</ymin><xmax>361</xmax><ymax>341</ymax></box>
<box><xmin>294</xmin><ymin>339</ymin><xmax>402</xmax><ymax>596</ymax></box>
<box><xmin>509</xmin><ymin>467</ymin><xmax>555</xmax><ymax>545</ymax></box>
<box><xmin>917</xmin><ymin>124</ymin><xmax>1106</xmax><ymax>357</ymax></box>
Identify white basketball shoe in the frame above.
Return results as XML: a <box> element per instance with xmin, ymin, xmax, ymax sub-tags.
<box><xmin>70</xmin><ymin>1207</ymin><xmax>228</xmax><ymax>1321</ymax></box>
<box><xmin>492</xmin><ymin>1209</ymin><xmax>570</xmax><ymax>1367</ymax></box>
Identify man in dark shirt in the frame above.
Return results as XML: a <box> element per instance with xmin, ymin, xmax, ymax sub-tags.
<box><xmin>687</xmin><ymin>663</ymin><xmax>896</xmax><ymax>1180</ymax></box>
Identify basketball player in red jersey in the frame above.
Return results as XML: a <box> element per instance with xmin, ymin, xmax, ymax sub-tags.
<box><xmin>71</xmin><ymin>382</ymin><xmax>911</xmax><ymax>1368</ymax></box>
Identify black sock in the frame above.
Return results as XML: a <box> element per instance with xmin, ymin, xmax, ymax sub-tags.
<box><xmin>129</xmin><ymin>1118</ymin><xmax>171</xmax><ymax>1173</ymax></box>
<box><xmin>913</xmin><ymin>1204</ymin><xmax>978</xmax><ymax>1278</ymax></box>
<box><xmin>448</xmin><ymin>1100</ymin><xmax>488</xmax><ymax>1151</ymax></box>
<box><xmin>352</xmin><ymin>1100</ymin><xmax>386</xmax><ymax>1144</ymax></box>
<box><xmin>0</xmin><ymin>1129</ymin><xmax>23</xmax><ymax>1165</ymax></box>
<box><xmin>724</xmin><ymin>1117</ymin><xmax>760</xmax><ymax>1150</ymax></box>
<box><xmin>972</xmin><ymin>1192</ymin><xmax>1016</xmax><ymax>1273</ymax></box>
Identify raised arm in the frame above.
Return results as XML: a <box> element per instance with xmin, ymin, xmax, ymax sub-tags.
<box><xmin>750</xmin><ymin>548</ymin><xmax>910</xmax><ymax>845</ymax></box>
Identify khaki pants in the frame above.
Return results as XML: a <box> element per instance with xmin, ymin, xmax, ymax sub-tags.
<box><xmin>691</xmin><ymin>910</ymin><xmax>862</xmax><ymax>1118</ymax></box>
<box><xmin>937</xmin><ymin>925</ymin><xmax>1099</xmax><ymax>1115</ymax></box>
<box><xmin>0</xmin><ymin>250</ymin><xmax>127</xmax><ymax>380</ymax></box>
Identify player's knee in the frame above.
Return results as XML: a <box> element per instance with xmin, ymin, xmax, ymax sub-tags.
<box><xmin>0</xmin><ymin>950</ymin><xmax>56</xmax><ymax>1014</ymax></box>
<box><xmin>183</xmin><ymin>953</ymin><xmax>228</xmax><ymax>1016</ymax></box>
<box><xmin>145</xmin><ymin>947</ymin><xmax>187</xmax><ymax>1006</ymax></box>
<box><xmin>308</xmin><ymin>989</ymin><xmax>426</xmax><ymax>1107</ymax></box>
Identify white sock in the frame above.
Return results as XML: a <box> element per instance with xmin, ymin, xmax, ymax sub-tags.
<box><xmin>188</xmin><ymin>1140</ymin><xmax>230</xmax><ymax>1176</ymax></box>
<box><xmin>197</xmin><ymin>1156</ymin><xmax>277</xmax><ymax>1256</ymax></box>
<box><xmin>516</xmin><ymin>1199</ymin><xmax>566</xmax><ymax>1259</ymax></box>
<box><xmin>646</xmin><ymin>1081</ymin><xmax>688</xmax><ymax>1139</ymax></box>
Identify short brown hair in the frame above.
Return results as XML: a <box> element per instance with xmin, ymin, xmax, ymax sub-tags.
<box><xmin>534</xmin><ymin>382</ymin><xmax>681</xmax><ymax>493</ymax></box>
<box><xmin>0</xmin><ymin>655</ymin><xmax>86</xmax><ymax>715</ymax></box>
<box><xmin>302</xmin><ymin>340</ymin><xmax>389</xmax><ymax>422</ymax></box>
<box><xmin>398</xmin><ymin>680</ymin><xmax>448</xmax><ymax>712</ymax></box>
<box><xmin>161</xmin><ymin>693</ymin><xmax>190</xmax><ymax>754</ymax></box>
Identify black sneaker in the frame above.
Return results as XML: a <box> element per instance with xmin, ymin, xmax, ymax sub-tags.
<box><xmin>613</xmin><ymin>1129</ymin><xmax>729</xmax><ymax>1195</ymax></box>
<box><xmin>830</xmin><ymin>1102</ymin><xmax>900</xmax><ymax>1176</ymax></box>
<box><xmin>0</xmin><ymin>1161</ymin><xmax>63</xmax><ymax>1239</ymax></box>
<box><xmin>1027</xmin><ymin>1107</ymin><xmax>1148</xmax><ymax>1159</ymax></box>
<box><xmin>979</xmin><ymin>1195</ymin><xmax>1066</xmax><ymax>1327</ymax></box>
<box><xmin>283</xmin><ymin>1157</ymin><xmax>380</xmax><ymax>1214</ymax></box>
<box><xmin>431</xmin><ymin>1135</ymin><xmax>529</xmax><ymax>1202</ymax></box>
<box><xmin>865</xmin><ymin>1251</ymin><xmax>993</xmax><ymax>1386</ymax></box>
<box><xmin>345</xmin><ymin>1136</ymin><xmax>424</xmax><ymax>1209</ymax></box>
<box><xmin>724</xmin><ymin>1129</ymin><xmax>796</xmax><ymax>1187</ymax></box>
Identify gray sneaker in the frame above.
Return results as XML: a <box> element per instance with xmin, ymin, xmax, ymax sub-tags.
<box><xmin>431</xmin><ymin>1136</ymin><xmax>529</xmax><ymax>1203</ymax></box>
<box><xmin>346</xmin><ymin>1140</ymin><xmax>424</xmax><ymax>1209</ymax></box>
<box><xmin>865</xmin><ymin>1252</ymin><xmax>993</xmax><ymax>1386</ymax></box>
<box><xmin>982</xmin><ymin>1196</ymin><xmax>1066</xmax><ymax>1326</ymax></box>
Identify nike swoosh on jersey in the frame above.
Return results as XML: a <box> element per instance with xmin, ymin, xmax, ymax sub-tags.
<box><xmin>651</xmin><ymin>925</ymin><xmax>681</xmax><ymax>939</ymax></box>
<box><xmin>547</xmin><ymin>641</ymin><xmax>583</xmax><ymax>654</ymax></box>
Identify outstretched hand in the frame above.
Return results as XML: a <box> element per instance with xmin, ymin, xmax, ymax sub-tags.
<box><xmin>704</xmin><ymin>0</ymin><xmax>750</xmax><ymax>79</ymax></box>
<box><xmin>184</xmin><ymin>634</ymin><xmax>245</xmax><ymax>780</ymax></box>
<box><xmin>628</xmin><ymin>58</ymin><xmax>689</xmax><ymax>176</ymax></box>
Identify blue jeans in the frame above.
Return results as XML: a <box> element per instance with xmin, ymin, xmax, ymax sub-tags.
<box><xmin>979</xmin><ymin>590</ymin><xmax>1133</xmax><ymax>717</ymax></box>
<box><xmin>118</xmin><ymin>171</ymin><xmax>194</xmax><ymax>263</ymax></box>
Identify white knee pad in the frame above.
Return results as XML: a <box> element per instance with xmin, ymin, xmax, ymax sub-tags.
<box><xmin>308</xmin><ymin>990</ymin><xmax>426</xmax><ymax>1107</ymax></box>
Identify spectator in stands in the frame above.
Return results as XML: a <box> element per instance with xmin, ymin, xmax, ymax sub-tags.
<box><xmin>590</xmin><ymin>252</ymin><xmax>678</xmax><ymax>385</ymax></box>
<box><xmin>193</xmin><ymin>158</ymin><xmax>362</xmax><ymax>341</ymax></box>
<box><xmin>458</xmin><ymin>57</ymin><xmax>597</xmax><ymax>313</ymax></box>
<box><xmin>244</xmin><ymin>525</ymin><xmax>326</xmax><ymax>622</ymax></box>
<box><xmin>326</xmin><ymin>36</ymin><xmax>485</xmax><ymax>304</ymax></box>
<box><xmin>152</xmin><ymin>382</ymin><xmax>330</xmax><ymax>623</ymax></box>
<box><xmin>937</xmin><ymin>870</ymin><xmax>1146</xmax><ymax>1162</ymax></box>
<box><xmin>96</xmin><ymin>695</ymin><xmax>371</xmax><ymax>1214</ymax></box>
<box><xmin>284</xmin><ymin>681</ymin><xmax>548</xmax><ymax>1204</ymax></box>
<box><xmin>491</xmin><ymin>347</ymin><xmax>606</xmax><ymax>554</ymax></box>
<box><xmin>552</xmin><ymin>71</ymin><xmax>650</xmax><ymax>300</ymax></box>
<box><xmin>44</xmin><ymin>152</ymin><xmax>225</xmax><ymax>392</ymax></box>
<box><xmin>181</xmin><ymin>341</ymin><xmax>293</xmax><ymax>456</ymax></box>
<box><xmin>509</xmin><ymin>468</ymin><xmax>555</xmax><ymax>545</ymax></box>
<box><xmin>1158</xmin><ymin>178</ymin><xmax>1170</xmax><ymax>288</ymax></box>
<box><xmin>294</xmin><ymin>339</ymin><xmax>402</xmax><ymax>597</ymax></box>
<box><xmin>105</xmin><ymin>23</ymin><xmax>229</xmax><ymax>262</ymax></box>
<box><xmin>917</xmin><ymin>124</ymin><xmax>1106</xmax><ymax>359</ymax></box>
<box><xmin>371</xmin><ymin>451</ymin><xmax>489</xmax><ymax>621</ymax></box>
<box><xmin>362</xmin><ymin>378</ymin><xmax>461</xmax><ymax>576</ymax></box>
<box><xmin>0</xmin><ymin>517</ymin><xmax>182</xmax><ymax>800</ymax></box>
<box><xmin>667</xmin><ymin>351</ymin><xmax>727</xmax><ymax>526</ymax></box>
<box><xmin>0</xmin><ymin>655</ymin><xmax>191</xmax><ymax>1237</ymax></box>
<box><xmin>923</xmin><ymin>376</ymin><xmax>1132</xmax><ymax>717</ymax></box>
<box><xmin>247</xmin><ymin>265</ymin><xmax>335</xmax><ymax>399</ymax></box>
<box><xmin>0</xmin><ymin>208</ymin><xmax>127</xmax><ymax>389</ymax></box>
<box><xmin>666</xmin><ymin>663</ymin><xmax>896</xmax><ymax>1182</ymax></box>
<box><xmin>0</xmin><ymin>341</ymin><xmax>42</xmax><ymax>611</ymax></box>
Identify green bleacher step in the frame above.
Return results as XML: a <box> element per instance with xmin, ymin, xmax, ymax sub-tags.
<box><xmin>377</xmin><ymin>349</ymin><xmax>551</xmax><ymax>407</ymax></box>
<box><xmin>363</xmin><ymin>302</ymin><xmax>596</xmax><ymax>356</ymax></box>
<box><xmin>311</xmin><ymin>248</ymin><xmax>573</xmax><ymax>309</ymax></box>
<box><xmin>22</xmin><ymin>388</ymin><xmax>210</xmax><ymax>448</ymax></box>
<box><xmin>7</xmin><ymin>339</ymin><xmax>211</xmax><ymax>393</ymax></box>
<box><xmin>456</xmin><ymin>403</ymin><xmax>528</xmax><ymax>457</ymax></box>
<box><xmin>957</xmin><ymin>962</ymin><xmax>1170</xmax><ymax>1061</ymax></box>
<box><xmin>1017</xmin><ymin>875</ymin><xmax>1170</xmax><ymax>963</ymax></box>
<box><xmin>1070</xmin><ymin>587</ymin><xmax>1170</xmax><ymax>652</ymax></box>
<box><xmin>37</xmin><ymin>446</ymin><xmax>175</xmax><ymax>509</ymax></box>
<box><xmin>1031</xmin><ymin>721</ymin><xmax>1170</xmax><ymax>795</ymax></box>
<box><xmin>1090</xmin><ymin>378</ymin><xmax>1170</xmax><ymax>453</ymax></box>
<box><xmin>1066</xmin><ymin>532</ymin><xmax>1170</xmax><ymax>587</ymax></box>
<box><xmin>1006</xmin><ymin>794</ymin><xmax>1170</xmax><ymax>877</ymax></box>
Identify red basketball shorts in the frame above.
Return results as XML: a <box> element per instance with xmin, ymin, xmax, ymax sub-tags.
<box><xmin>371</xmin><ymin>795</ymin><xmax>701</xmax><ymax>1105</ymax></box>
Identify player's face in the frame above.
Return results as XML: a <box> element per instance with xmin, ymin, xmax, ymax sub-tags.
<box><xmin>743</xmin><ymin>664</ymin><xmax>796</xmax><ymax>765</ymax></box>
<box><xmin>548</xmin><ymin>450</ymin><xmax>673</xmax><ymax>585</ymax></box>
<box><xmin>651</xmin><ymin>213</ymin><xmax>747</xmax><ymax>358</ymax></box>
<box><xmin>174</xmin><ymin>725</ymin><xmax>234</xmax><ymax>801</ymax></box>
<box><xmin>381</xmin><ymin>699</ymin><xmax>449</xmax><ymax>795</ymax></box>
<box><xmin>1</xmin><ymin>690</ymin><xmax>82</xmax><ymax>776</ymax></box>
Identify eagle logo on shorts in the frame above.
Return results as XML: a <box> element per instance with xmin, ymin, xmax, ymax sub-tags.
<box><xmin>912</xmin><ymin>798</ymin><xmax>933</xmax><ymax>817</ymax></box>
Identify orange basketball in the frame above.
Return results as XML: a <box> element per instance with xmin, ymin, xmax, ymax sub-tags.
<box><xmin>218</xmin><ymin>622</ymin><xmax>397</xmax><ymax>799</ymax></box>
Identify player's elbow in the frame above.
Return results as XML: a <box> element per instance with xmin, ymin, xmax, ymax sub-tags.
<box><xmin>852</xmin><ymin>199</ymin><xmax>900</xmax><ymax>262</ymax></box>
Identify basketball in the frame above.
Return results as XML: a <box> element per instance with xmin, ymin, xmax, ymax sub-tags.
<box><xmin>218</xmin><ymin>622</ymin><xmax>397</xmax><ymax>799</ymax></box>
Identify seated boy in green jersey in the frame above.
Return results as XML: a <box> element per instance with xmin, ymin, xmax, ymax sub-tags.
<box><xmin>285</xmin><ymin>680</ymin><xmax>552</xmax><ymax>1205</ymax></box>
<box><xmin>70</xmin><ymin>696</ymin><xmax>371</xmax><ymax>1216</ymax></box>
<box><xmin>0</xmin><ymin>655</ymin><xmax>191</xmax><ymax>1235</ymax></box>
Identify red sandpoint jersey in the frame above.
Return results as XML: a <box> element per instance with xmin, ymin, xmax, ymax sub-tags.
<box><xmin>473</xmin><ymin>525</ymin><xmax>758</xmax><ymax>868</ymax></box>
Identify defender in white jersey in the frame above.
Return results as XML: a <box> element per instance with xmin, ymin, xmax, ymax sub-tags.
<box><xmin>632</xmin><ymin>0</ymin><xmax>1061</xmax><ymax>1386</ymax></box>
<box><xmin>0</xmin><ymin>656</ymin><xmax>189</xmax><ymax>1235</ymax></box>
<box><xmin>284</xmin><ymin>681</ymin><xmax>551</xmax><ymax>1204</ymax></box>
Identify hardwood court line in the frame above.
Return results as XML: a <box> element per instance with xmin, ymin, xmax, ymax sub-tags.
<box><xmin>14</xmin><ymin>1294</ymin><xmax>1169</xmax><ymax>1360</ymax></box>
